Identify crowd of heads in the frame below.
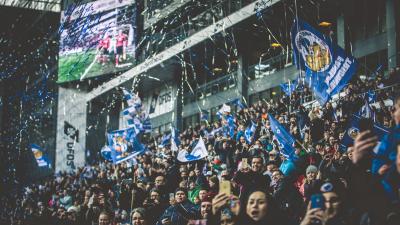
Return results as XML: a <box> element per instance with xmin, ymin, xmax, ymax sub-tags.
<box><xmin>1</xmin><ymin>68</ymin><xmax>400</xmax><ymax>225</ymax></box>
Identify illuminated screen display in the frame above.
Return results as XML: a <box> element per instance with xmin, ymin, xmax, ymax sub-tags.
<box><xmin>58</xmin><ymin>0</ymin><xmax>136</xmax><ymax>83</ymax></box>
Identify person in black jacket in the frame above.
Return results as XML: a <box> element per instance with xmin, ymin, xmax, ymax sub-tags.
<box><xmin>271</xmin><ymin>170</ymin><xmax>304</xmax><ymax>225</ymax></box>
<box><xmin>157</xmin><ymin>188</ymin><xmax>199</xmax><ymax>225</ymax></box>
<box><xmin>143</xmin><ymin>189</ymin><xmax>168</xmax><ymax>225</ymax></box>
<box><xmin>233</xmin><ymin>156</ymin><xmax>271</xmax><ymax>198</ymax></box>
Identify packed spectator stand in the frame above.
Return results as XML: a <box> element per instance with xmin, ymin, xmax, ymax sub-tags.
<box><xmin>1</xmin><ymin>68</ymin><xmax>400</xmax><ymax>225</ymax></box>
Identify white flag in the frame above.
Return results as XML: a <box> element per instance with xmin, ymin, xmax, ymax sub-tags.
<box><xmin>219</xmin><ymin>104</ymin><xmax>231</xmax><ymax>114</ymax></box>
<box><xmin>177</xmin><ymin>137</ymin><xmax>208</xmax><ymax>162</ymax></box>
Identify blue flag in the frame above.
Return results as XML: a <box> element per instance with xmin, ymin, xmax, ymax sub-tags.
<box><xmin>31</xmin><ymin>144</ymin><xmax>51</xmax><ymax>168</ymax></box>
<box><xmin>280</xmin><ymin>79</ymin><xmax>299</xmax><ymax>96</ymax></box>
<box><xmin>341</xmin><ymin>114</ymin><xmax>389</xmax><ymax>148</ymax></box>
<box><xmin>159</xmin><ymin>133</ymin><xmax>172</xmax><ymax>148</ymax></box>
<box><xmin>359</xmin><ymin>98</ymin><xmax>375</xmax><ymax>121</ymax></box>
<box><xmin>107</xmin><ymin>127</ymin><xmax>145</xmax><ymax>164</ymax></box>
<box><xmin>245</xmin><ymin>121</ymin><xmax>257</xmax><ymax>143</ymax></box>
<box><xmin>200</xmin><ymin>110</ymin><xmax>209</xmax><ymax>122</ymax></box>
<box><xmin>268</xmin><ymin>114</ymin><xmax>297</xmax><ymax>160</ymax></box>
<box><xmin>366</xmin><ymin>91</ymin><xmax>376</xmax><ymax>103</ymax></box>
<box><xmin>292</xmin><ymin>19</ymin><xmax>357</xmax><ymax>105</ymax></box>
<box><xmin>226</xmin><ymin>115</ymin><xmax>236</xmax><ymax>138</ymax></box>
<box><xmin>231</xmin><ymin>98</ymin><xmax>247</xmax><ymax>110</ymax></box>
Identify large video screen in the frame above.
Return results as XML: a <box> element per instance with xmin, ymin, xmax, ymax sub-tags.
<box><xmin>58</xmin><ymin>0</ymin><xmax>136</xmax><ymax>83</ymax></box>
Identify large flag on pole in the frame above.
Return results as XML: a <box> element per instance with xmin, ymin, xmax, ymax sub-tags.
<box><xmin>291</xmin><ymin>19</ymin><xmax>357</xmax><ymax>105</ymax></box>
<box><xmin>177</xmin><ymin>136</ymin><xmax>208</xmax><ymax>162</ymax></box>
<box><xmin>268</xmin><ymin>114</ymin><xmax>297</xmax><ymax>160</ymax></box>
<box><xmin>121</xmin><ymin>89</ymin><xmax>151</xmax><ymax>133</ymax></box>
<box><xmin>107</xmin><ymin>127</ymin><xmax>145</xmax><ymax>164</ymax></box>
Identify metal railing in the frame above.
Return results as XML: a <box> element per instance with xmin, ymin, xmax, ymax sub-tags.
<box><xmin>302</xmin><ymin>83</ymin><xmax>400</xmax><ymax>109</ymax></box>
<box><xmin>248</xmin><ymin>53</ymin><xmax>291</xmax><ymax>80</ymax></box>
<box><xmin>183</xmin><ymin>71</ymin><xmax>237</xmax><ymax>105</ymax></box>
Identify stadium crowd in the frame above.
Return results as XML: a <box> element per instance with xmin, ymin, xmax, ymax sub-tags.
<box><xmin>1</xmin><ymin>67</ymin><xmax>400</xmax><ymax>225</ymax></box>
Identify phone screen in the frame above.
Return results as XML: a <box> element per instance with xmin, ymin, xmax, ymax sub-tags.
<box><xmin>310</xmin><ymin>194</ymin><xmax>325</xmax><ymax>210</ymax></box>
<box><xmin>219</xmin><ymin>180</ymin><xmax>231</xmax><ymax>195</ymax></box>
<box><xmin>242</xmin><ymin>158</ymin><xmax>248</xmax><ymax>169</ymax></box>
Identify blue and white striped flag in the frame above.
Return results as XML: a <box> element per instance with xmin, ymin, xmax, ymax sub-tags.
<box><xmin>159</xmin><ymin>134</ymin><xmax>171</xmax><ymax>148</ymax></box>
<box><xmin>123</xmin><ymin>89</ymin><xmax>142</xmax><ymax>108</ymax></box>
<box><xmin>122</xmin><ymin>105</ymin><xmax>139</xmax><ymax>117</ymax></box>
<box><xmin>142</xmin><ymin>116</ymin><xmax>152</xmax><ymax>133</ymax></box>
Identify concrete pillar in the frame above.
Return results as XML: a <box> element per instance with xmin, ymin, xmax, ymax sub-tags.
<box><xmin>0</xmin><ymin>83</ymin><xmax>3</xmax><ymax>139</ymax></box>
<box><xmin>108</xmin><ymin>100</ymin><xmax>121</xmax><ymax>131</ymax></box>
<box><xmin>237</xmin><ymin>54</ymin><xmax>249</xmax><ymax>104</ymax></box>
<box><xmin>173</xmin><ymin>72</ymin><xmax>183</xmax><ymax>131</ymax></box>
<box><xmin>55</xmin><ymin>85</ymin><xmax>87</xmax><ymax>173</ymax></box>
<box><xmin>386</xmin><ymin>0</ymin><xmax>398</xmax><ymax>69</ymax></box>
<box><xmin>337</xmin><ymin>14</ymin><xmax>346</xmax><ymax>49</ymax></box>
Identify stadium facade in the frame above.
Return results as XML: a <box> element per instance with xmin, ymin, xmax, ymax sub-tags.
<box><xmin>0</xmin><ymin>0</ymin><xmax>399</xmax><ymax>182</ymax></box>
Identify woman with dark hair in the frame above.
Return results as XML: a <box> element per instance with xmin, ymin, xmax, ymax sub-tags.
<box><xmin>238</xmin><ymin>189</ymin><xmax>288</xmax><ymax>225</ymax></box>
<box><xmin>131</xmin><ymin>208</ymin><xmax>147</xmax><ymax>225</ymax></box>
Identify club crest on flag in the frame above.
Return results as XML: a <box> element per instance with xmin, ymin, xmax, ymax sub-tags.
<box><xmin>31</xmin><ymin>144</ymin><xmax>50</xmax><ymax>168</ymax></box>
<box><xmin>347</xmin><ymin>127</ymin><xmax>359</xmax><ymax>140</ymax></box>
<box><xmin>292</xmin><ymin>19</ymin><xmax>357</xmax><ymax>105</ymax></box>
<box><xmin>295</xmin><ymin>30</ymin><xmax>332</xmax><ymax>72</ymax></box>
<box><xmin>33</xmin><ymin>149</ymin><xmax>43</xmax><ymax>159</ymax></box>
<box><xmin>114</xmin><ymin>135</ymin><xmax>128</xmax><ymax>153</ymax></box>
